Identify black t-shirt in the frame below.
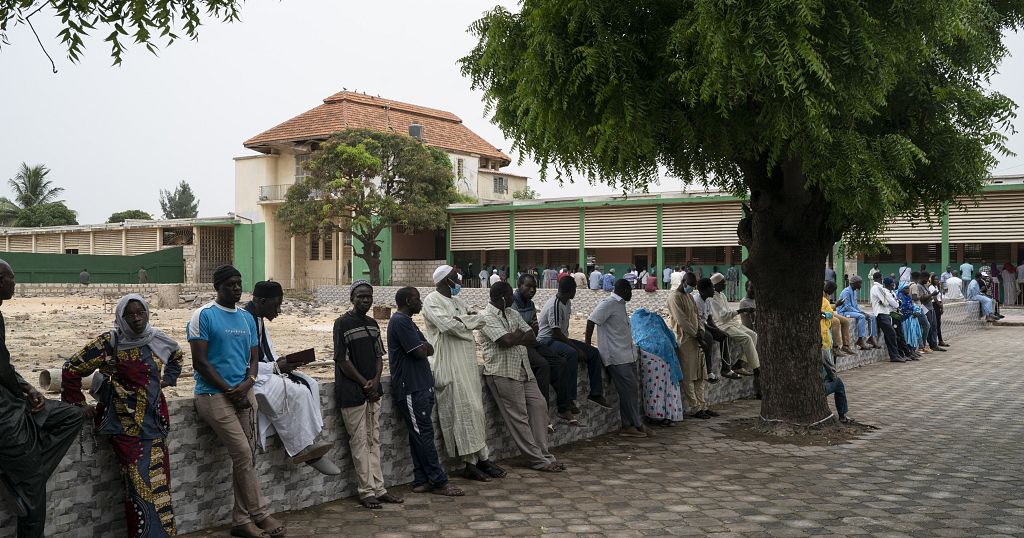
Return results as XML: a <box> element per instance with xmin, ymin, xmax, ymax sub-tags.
<box><xmin>385</xmin><ymin>312</ymin><xmax>434</xmax><ymax>398</ymax></box>
<box><xmin>333</xmin><ymin>312</ymin><xmax>385</xmax><ymax>409</ymax></box>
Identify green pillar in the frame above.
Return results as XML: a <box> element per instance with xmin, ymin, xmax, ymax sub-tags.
<box><xmin>508</xmin><ymin>211</ymin><xmax>517</xmax><ymax>274</ymax></box>
<box><xmin>835</xmin><ymin>241</ymin><xmax>845</xmax><ymax>286</ymax></box>
<box><xmin>578</xmin><ymin>207</ymin><xmax>586</xmax><ymax>270</ymax></box>
<box><xmin>941</xmin><ymin>203</ymin><xmax>950</xmax><ymax>270</ymax></box>
<box><xmin>740</xmin><ymin>245</ymin><xmax>749</xmax><ymax>293</ymax></box>
<box><xmin>446</xmin><ymin>214</ymin><xmax>452</xmax><ymax>264</ymax></box>
<box><xmin>656</xmin><ymin>205</ymin><xmax>664</xmax><ymax>275</ymax></box>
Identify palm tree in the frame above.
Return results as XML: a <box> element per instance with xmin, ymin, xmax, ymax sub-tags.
<box><xmin>0</xmin><ymin>163</ymin><xmax>65</xmax><ymax>225</ymax></box>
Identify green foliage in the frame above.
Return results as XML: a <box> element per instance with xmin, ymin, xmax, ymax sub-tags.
<box><xmin>461</xmin><ymin>1</ymin><xmax>1022</xmax><ymax>251</ymax></box>
<box><xmin>277</xmin><ymin>129</ymin><xmax>456</xmax><ymax>283</ymax></box>
<box><xmin>0</xmin><ymin>1</ymin><xmax>243</xmax><ymax>65</ymax></box>
<box><xmin>107</xmin><ymin>209</ymin><xmax>153</xmax><ymax>223</ymax></box>
<box><xmin>159</xmin><ymin>180</ymin><xmax>199</xmax><ymax>219</ymax></box>
<box><xmin>512</xmin><ymin>186</ymin><xmax>539</xmax><ymax>200</ymax></box>
<box><xmin>13</xmin><ymin>201</ymin><xmax>77</xmax><ymax>227</ymax></box>
<box><xmin>1</xmin><ymin>162</ymin><xmax>67</xmax><ymax>225</ymax></box>
<box><xmin>452</xmin><ymin>191</ymin><xmax>479</xmax><ymax>204</ymax></box>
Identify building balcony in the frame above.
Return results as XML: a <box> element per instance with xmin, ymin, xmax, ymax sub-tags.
<box><xmin>258</xmin><ymin>184</ymin><xmax>290</xmax><ymax>203</ymax></box>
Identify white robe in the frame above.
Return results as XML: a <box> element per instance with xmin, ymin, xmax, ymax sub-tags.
<box><xmin>1001</xmin><ymin>270</ymin><xmax>1017</xmax><ymax>305</ymax></box>
<box><xmin>252</xmin><ymin>317</ymin><xmax>324</xmax><ymax>456</ymax></box>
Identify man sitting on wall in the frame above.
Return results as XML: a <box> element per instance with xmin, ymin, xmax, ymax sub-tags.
<box><xmin>836</xmin><ymin>275</ymin><xmax>880</xmax><ymax>350</ymax></box>
<box><xmin>709</xmin><ymin>273</ymin><xmax>759</xmax><ymax>377</ymax></box>
<box><xmin>512</xmin><ymin>274</ymin><xmax>572</xmax><ymax>427</ymax></box>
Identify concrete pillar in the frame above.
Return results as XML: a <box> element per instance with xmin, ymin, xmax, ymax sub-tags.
<box><xmin>89</xmin><ymin>231</ymin><xmax>95</xmax><ymax>254</ymax></box>
<box><xmin>192</xmin><ymin>226</ymin><xmax>201</xmax><ymax>282</ymax></box>
<box><xmin>59</xmin><ymin>233</ymin><xmax>65</xmax><ymax>254</ymax></box>
<box><xmin>289</xmin><ymin>236</ymin><xmax>296</xmax><ymax>289</ymax></box>
<box><xmin>31</xmin><ymin>234</ymin><xmax>36</xmax><ymax>253</ymax></box>
<box><xmin>121</xmin><ymin>228</ymin><xmax>128</xmax><ymax>255</ymax></box>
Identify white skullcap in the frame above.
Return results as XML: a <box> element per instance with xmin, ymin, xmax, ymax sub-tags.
<box><xmin>433</xmin><ymin>264</ymin><xmax>454</xmax><ymax>284</ymax></box>
<box><xmin>710</xmin><ymin>272</ymin><xmax>725</xmax><ymax>284</ymax></box>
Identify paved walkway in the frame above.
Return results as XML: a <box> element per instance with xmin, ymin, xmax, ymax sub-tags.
<box><xmin>185</xmin><ymin>325</ymin><xmax>1024</xmax><ymax>537</ymax></box>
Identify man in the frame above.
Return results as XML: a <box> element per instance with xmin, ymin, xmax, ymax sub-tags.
<box><xmin>966</xmin><ymin>273</ymin><xmax>999</xmax><ymax>322</ymax></box>
<box><xmin>870</xmin><ymin>273</ymin><xmax>908</xmax><ymax>362</ymax></box>
<box><xmin>940</xmin><ymin>265</ymin><xmax>953</xmax><ymax>286</ymax></box>
<box><xmin>725</xmin><ymin>265</ymin><xmax>739</xmax><ymax>301</ymax></box>
<box><xmin>537</xmin><ymin>276</ymin><xmax>610</xmax><ymax>410</ymax></box>
<box><xmin>489</xmin><ymin>269</ymin><xmax>501</xmax><ymax>287</ymax></box>
<box><xmin>543</xmin><ymin>266</ymin><xmax>558</xmax><ymax>289</ymax></box>
<box><xmin>867</xmin><ymin>263</ymin><xmax>880</xmax><ymax>283</ymax></box>
<box><xmin>189</xmin><ymin>265</ymin><xmax>285</xmax><ymax>538</ymax></box>
<box><xmin>138</xmin><ymin>265</ymin><xmax>149</xmax><ymax>284</ymax></box>
<box><xmin>959</xmin><ymin>260</ymin><xmax>975</xmax><ymax>281</ymax></box>
<box><xmin>245</xmin><ymin>281</ymin><xmax>337</xmax><ymax>475</ymax></box>
<box><xmin>945</xmin><ymin>270</ymin><xmax>965</xmax><ymax>300</ymax></box>
<box><xmin>667</xmin><ymin>275</ymin><xmax>714</xmax><ymax>418</ymax></box>
<box><xmin>709</xmin><ymin>273</ymin><xmax>759</xmax><ymax>376</ymax></box>
<box><xmin>479</xmin><ymin>267</ymin><xmax>490</xmax><ymax>289</ymax></box>
<box><xmin>644</xmin><ymin>268</ymin><xmax>659</xmax><ymax>292</ymax></box>
<box><xmin>663</xmin><ymin>265</ymin><xmax>674</xmax><ymax>290</ymax></box>
<box><xmin>601</xmin><ymin>268</ymin><xmax>617</xmax><ymax>292</ymax></box>
<box><xmin>423</xmin><ymin>265</ymin><xmax>505</xmax><ymax>482</ymax></box>
<box><xmin>637</xmin><ymin>266</ymin><xmax>649</xmax><ymax>290</ymax></box>
<box><xmin>738</xmin><ymin>280</ymin><xmax>756</xmax><ymax>330</ymax></box>
<box><xmin>689</xmin><ymin>272</ymin><xmax>734</xmax><ymax>382</ymax></box>
<box><xmin>820</xmin><ymin>296</ymin><xmax>852</xmax><ymax>423</ymax></box>
<box><xmin>587</xmin><ymin>279</ymin><xmax>646</xmax><ymax>437</ymax></box>
<box><xmin>824</xmin><ymin>265</ymin><xmax>837</xmax><ymax>284</ymax></box>
<box><xmin>589</xmin><ymin>266</ymin><xmax>603</xmax><ymax>290</ymax></box>
<box><xmin>572</xmin><ymin>266</ymin><xmax>587</xmax><ymax>289</ymax></box>
<box><xmin>898</xmin><ymin>263</ymin><xmax>912</xmax><ymax>285</ymax></box>
<box><xmin>512</xmin><ymin>274</ymin><xmax>572</xmax><ymax>424</ymax></box>
<box><xmin>0</xmin><ymin>259</ymin><xmax>85</xmax><ymax>538</ymax></box>
<box><xmin>1018</xmin><ymin>261</ymin><xmax>1024</xmax><ymax>304</ymax></box>
<box><xmin>387</xmin><ymin>287</ymin><xmax>464</xmax><ymax>496</ymax></box>
<box><xmin>478</xmin><ymin>282</ymin><xmax>565</xmax><ymax>472</ymax></box>
<box><xmin>79</xmin><ymin>268</ymin><xmax>90</xmax><ymax>286</ymax></box>
<box><xmin>334</xmin><ymin>280</ymin><xmax>404</xmax><ymax>508</ymax></box>
<box><xmin>915</xmin><ymin>272</ymin><xmax>943</xmax><ymax>352</ymax></box>
<box><xmin>824</xmin><ymin>281</ymin><xmax>854</xmax><ymax>356</ymax></box>
<box><xmin>837</xmin><ymin>275</ymin><xmax>879</xmax><ymax>350</ymax></box>
<box><xmin>669</xmin><ymin>266</ymin><xmax>685</xmax><ymax>290</ymax></box>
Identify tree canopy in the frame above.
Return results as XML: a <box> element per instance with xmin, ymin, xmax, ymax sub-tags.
<box><xmin>0</xmin><ymin>162</ymin><xmax>66</xmax><ymax>225</ymax></box>
<box><xmin>276</xmin><ymin>129</ymin><xmax>457</xmax><ymax>285</ymax></box>
<box><xmin>462</xmin><ymin>0</ymin><xmax>1023</xmax><ymax>425</ymax></box>
<box><xmin>13</xmin><ymin>201</ymin><xmax>77</xmax><ymax>226</ymax></box>
<box><xmin>0</xmin><ymin>0</ymin><xmax>243</xmax><ymax>65</ymax></box>
<box><xmin>159</xmin><ymin>180</ymin><xmax>198</xmax><ymax>219</ymax></box>
<box><xmin>108</xmin><ymin>209</ymin><xmax>153</xmax><ymax>222</ymax></box>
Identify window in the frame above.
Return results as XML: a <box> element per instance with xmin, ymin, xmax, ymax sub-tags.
<box><xmin>456</xmin><ymin>158</ymin><xmax>465</xmax><ymax>179</ymax></box>
<box><xmin>493</xmin><ymin>176</ymin><xmax>508</xmax><ymax>194</ymax></box>
<box><xmin>64</xmin><ymin>248</ymin><xmax>79</xmax><ymax>254</ymax></box>
<box><xmin>323</xmin><ymin>231</ymin><xmax>333</xmax><ymax>260</ymax></box>
<box><xmin>309</xmin><ymin>231</ymin><xmax>320</xmax><ymax>261</ymax></box>
<box><xmin>295</xmin><ymin>154</ymin><xmax>311</xmax><ymax>181</ymax></box>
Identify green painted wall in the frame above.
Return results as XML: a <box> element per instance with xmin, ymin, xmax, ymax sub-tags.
<box><xmin>351</xmin><ymin>227</ymin><xmax>393</xmax><ymax>284</ymax></box>
<box><xmin>233</xmin><ymin>223</ymin><xmax>266</xmax><ymax>291</ymax></box>
<box><xmin>0</xmin><ymin>247</ymin><xmax>184</xmax><ymax>283</ymax></box>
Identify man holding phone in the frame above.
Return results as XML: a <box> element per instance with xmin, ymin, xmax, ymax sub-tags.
<box><xmin>708</xmin><ymin>273</ymin><xmax>760</xmax><ymax>376</ymax></box>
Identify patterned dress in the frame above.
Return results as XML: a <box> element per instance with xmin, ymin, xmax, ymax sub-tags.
<box><xmin>62</xmin><ymin>333</ymin><xmax>183</xmax><ymax>537</ymax></box>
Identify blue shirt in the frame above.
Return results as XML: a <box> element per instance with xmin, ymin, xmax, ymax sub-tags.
<box><xmin>836</xmin><ymin>286</ymin><xmax>860</xmax><ymax>316</ymax></box>
<box><xmin>589</xmin><ymin>270</ymin><xmax>602</xmax><ymax>290</ymax></box>
<box><xmin>960</xmin><ymin>263</ymin><xmax>974</xmax><ymax>281</ymax></box>
<box><xmin>386</xmin><ymin>312</ymin><xmax>434</xmax><ymax>397</ymax></box>
<box><xmin>601</xmin><ymin>274</ymin><xmax>616</xmax><ymax>291</ymax></box>
<box><xmin>663</xmin><ymin>267</ymin><xmax>673</xmax><ymax>283</ymax></box>
<box><xmin>187</xmin><ymin>302</ymin><xmax>258</xmax><ymax>395</ymax></box>
<box><xmin>965</xmin><ymin>279</ymin><xmax>982</xmax><ymax>300</ymax></box>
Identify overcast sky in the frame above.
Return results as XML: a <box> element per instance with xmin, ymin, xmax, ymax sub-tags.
<box><xmin>3</xmin><ymin>1</ymin><xmax>1024</xmax><ymax>225</ymax></box>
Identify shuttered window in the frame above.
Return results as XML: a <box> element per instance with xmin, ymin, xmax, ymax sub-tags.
<box><xmin>94</xmin><ymin>230</ymin><xmax>123</xmax><ymax>255</ymax></box>
<box><xmin>64</xmin><ymin>232</ymin><xmax>90</xmax><ymax>252</ymax></box>
<box><xmin>513</xmin><ymin>208</ymin><xmax>579</xmax><ymax>249</ymax></box>
<box><xmin>584</xmin><ymin>206</ymin><xmax>658</xmax><ymax>248</ymax></box>
<box><xmin>450</xmin><ymin>212</ymin><xmax>509</xmax><ymax>250</ymax></box>
<box><xmin>661</xmin><ymin>202</ymin><xmax>742</xmax><ymax>247</ymax></box>
<box><xmin>882</xmin><ymin>216</ymin><xmax>942</xmax><ymax>244</ymax></box>
<box><xmin>35</xmin><ymin>234</ymin><xmax>61</xmax><ymax>253</ymax></box>
<box><xmin>126</xmin><ymin>229</ymin><xmax>159</xmax><ymax>255</ymax></box>
<box><xmin>948</xmin><ymin>191</ymin><xmax>1024</xmax><ymax>243</ymax></box>
<box><xmin>8</xmin><ymin>236</ymin><xmax>32</xmax><ymax>252</ymax></box>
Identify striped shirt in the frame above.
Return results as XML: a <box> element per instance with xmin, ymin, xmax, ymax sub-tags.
<box><xmin>477</xmin><ymin>303</ymin><xmax>534</xmax><ymax>381</ymax></box>
<box><xmin>537</xmin><ymin>295</ymin><xmax>571</xmax><ymax>341</ymax></box>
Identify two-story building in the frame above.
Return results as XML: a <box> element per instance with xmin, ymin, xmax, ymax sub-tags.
<box><xmin>234</xmin><ymin>90</ymin><xmax>529</xmax><ymax>288</ymax></box>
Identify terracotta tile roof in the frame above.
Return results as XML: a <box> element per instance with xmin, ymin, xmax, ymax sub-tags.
<box><xmin>243</xmin><ymin>91</ymin><xmax>511</xmax><ymax>165</ymax></box>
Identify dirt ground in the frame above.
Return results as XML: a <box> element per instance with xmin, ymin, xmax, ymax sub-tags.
<box><xmin>2</xmin><ymin>294</ymin><xmax>590</xmax><ymax>401</ymax></box>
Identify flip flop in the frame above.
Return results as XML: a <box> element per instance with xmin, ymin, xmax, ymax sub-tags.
<box><xmin>476</xmin><ymin>460</ymin><xmax>507</xmax><ymax>479</ymax></box>
<box><xmin>359</xmin><ymin>496</ymin><xmax>382</xmax><ymax>509</ymax></box>
<box><xmin>536</xmin><ymin>463</ymin><xmax>564</xmax><ymax>473</ymax></box>
<box><xmin>430</xmin><ymin>484</ymin><xmax>465</xmax><ymax>496</ymax></box>
<box><xmin>230</xmin><ymin>525</ymin><xmax>268</xmax><ymax>538</ymax></box>
<box><xmin>255</xmin><ymin>516</ymin><xmax>286</xmax><ymax>538</ymax></box>
<box><xmin>378</xmin><ymin>493</ymin><xmax>404</xmax><ymax>504</ymax></box>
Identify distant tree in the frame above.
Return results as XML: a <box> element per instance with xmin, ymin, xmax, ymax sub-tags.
<box><xmin>452</xmin><ymin>192</ymin><xmax>479</xmax><ymax>204</ymax></box>
<box><xmin>0</xmin><ymin>1</ymin><xmax>244</xmax><ymax>66</ymax></box>
<box><xmin>159</xmin><ymin>181</ymin><xmax>199</xmax><ymax>219</ymax></box>
<box><xmin>277</xmin><ymin>129</ymin><xmax>456</xmax><ymax>285</ymax></box>
<box><xmin>107</xmin><ymin>209</ymin><xmax>153</xmax><ymax>223</ymax></box>
<box><xmin>512</xmin><ymin>186</ymin><xmax>539</xmax><ymax>200</ymax></box>
<box><xmin>14</xmin><ymin>201</ymin><xmax>77</xmax><ymax>227</ymax></box>
<box><xmin>0</xmin><ymin>162</ymin><xmax>66</xmax><ymax>225</ymax></box>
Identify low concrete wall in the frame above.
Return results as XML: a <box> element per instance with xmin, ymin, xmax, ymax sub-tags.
<box><xmin>0</xmin><ymin>301</ymin><xmax>984</xmax><ymax>536</ymax></box>
<box><xmin>13</xmin><ymin>283</ymin><xmax>210</xmax><ymax>298</ymax></box>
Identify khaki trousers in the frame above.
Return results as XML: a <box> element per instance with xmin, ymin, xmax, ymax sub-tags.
<box><xmin>683</xmin><ymin>378</ymin><xmax>707</xmax><ymax>413</ymax></box>
<box><xmin>340</xmin><ymin>400</ymin><xmax>386</xmax><ymax>499</ymax></box>
<box><xmin>195</xmin><ymin>392</ymin><xmax>269</xmax><ymax>527</ymax></box>
<box><xmin>831</xmin><ymin>314</ymin><xmax>851</xmax><ymax>347</ymax></box>
<box><xmin>484</xmin><ymin>375</ymin><xmax>556</xmax><ymax>469</ymax></box>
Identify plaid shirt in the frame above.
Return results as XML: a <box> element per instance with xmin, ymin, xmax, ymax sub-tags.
<box><xmin>477</xmin><ymin>303</ymin><xmax>534</xmax><ymax>381</ymax></box>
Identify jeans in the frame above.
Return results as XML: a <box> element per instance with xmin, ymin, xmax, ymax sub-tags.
<box><xmin>529</xmin><ymin>344</ymin><xmax>570</xmax><ymax>412</ymax></box>
<box><xmin>924</xmin><ymin>310</ymin><xmax>939</xmax><ymax>349</ymax></box>
<box><xmin>876</xmin><ymin>314</ymin><xmax>902</xmax><ymax>360</ymax></box>
<box><xmin>537</xmin><ymin>338</ymin><xmax>604</xmax><ymax>399</ymax></box>
<box><xmin>395</xmin><ymin>389</ymin><xmax>448</xmax><ymax>488</ymax></box>
<box><xmin>842</xmin><ymin>310</ymin><xmax>876</xmax><ymax>338</ymax></box>
<box><xmin>976</xmin><ymin>295</ymin><xmax>994</xmax><ymax>316</ymax></box>
<box><xmin>891</xmin><ymin>317</ymin><xmax>916</xmax><ymax>356</ymax></box>
<box><xmin>824</xmin><ymin>376</ymin><xmax>849</xmax><ymax>416</ymax></box>
<box><xmin>915</xmin><ymin>312</ymin><xmax>933</xmax><ymax>349</ymax></box>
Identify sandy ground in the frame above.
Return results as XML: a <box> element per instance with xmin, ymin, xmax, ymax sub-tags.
<box><xmin>2</xmin><ymin>295</ymin><xmax>590</xmax><ymax>401</ymax></box>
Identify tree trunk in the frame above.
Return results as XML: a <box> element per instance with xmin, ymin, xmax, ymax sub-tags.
<box><xmin>356</xmin><ymin>239</ymin><xmax>382</xmax><ymax>286</ymax></box>
<box><xmin>741</xmin><ymin>158</ymin><xmax>836</xmax><ymax>426</ymax></box>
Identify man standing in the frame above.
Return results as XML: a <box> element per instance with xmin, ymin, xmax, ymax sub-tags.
<box><xmin>837</xmin><ymin>276</ymin><xmax>879</xmax><ymax>350</ymax></box>
<box><xmin>334</xmin><ymin>280</ymin><xmax>403</xmax><ymax>508</ymax></box>
<box><xmin>479</xmin><ymin>267</ymin><xmax>489</xmax><ymax>289</ymax></box>
<box><xmin>1018</xmin><ymin>261</ymin><xmax>1024</xmax><ymax>304</ymax></box>
<box><xmin>138</xmin><ymin>265</ymin><xmax>149</xmax><ymax>284</ymax></box>
<box><xmin>479</xmin><ymin>282</ymin><xmax>565</xmax><ymax>472</ymax></box>
<box><xmin>489</xmin><ymin>269</ymin><xmax>501</xmax><ymax>287</ymax></box>
<box><xmin>959</xmin><ymin>260</ymin><xmax>975</xmax><ymax>281</ymax></box>
<box><xmin>725</xmin><ymin>265</ymin><xmax>739</xmax><ymax>301</ymax></box>
<box><xmin>940</xmin><ymin>266</ymin><xmax>953</xmax><ymax>286</ymax></box>
<box><xmin>572</xmin><ymin>266</ymin><xmax>587</xmax><ymax>290</ymax></box>
<box><xmin>387</xmin><ymin>287</ymin><xmax>464</xmax><ymax>496</ymax></box>
<box><xmin>589</xmin><ymin>266</ymin><xmax>603</xmax><ymax>290</ymax></box>
<box><xmin>0</xmin><ymin>259</ymin><xmax>85</xmax><ymax>538</ymax></box>
<box><xmin>708</xmin><ymin>273</ymin><xmax>759</xmax><ymax>376</ymax></box>
<box><xmin>667</xmin><ymin>275</ymin><xmax>713</xmax><ymax>418</ymax></box>
<box><xmin>898</xmin><ymin>263</ymin><xmax>912</xmax><ymax>285</ymax></box>
<box><xmin>601</xmin><ymin>268</ymin><xmax>616</xmax><ymax>291</ymax></box>
<box><xmin>245</xmin><ymin>281</ymin><xmax>337</xmax><ymax>475</ymax></box>
<box><xmin>543</xmin><ymin>266</ymin><xmax>558</xmax><ymax>289</ymax></box>
<box><xmin>423</xmin><ymin>265</ymin><xmax>505</xmax><ymax>482</ymax></box>
<box><xmin>871</xmin><ymin>272</ymin><xmax>907</xmax><ymax>362</ymax></box>
<box><xmin>670</xmin><ymin>266</ymin><xmax>685</xmax><ymax>290</ymax></box>
<box><xmin>79</xmin><ymin>268</ymin><xmax>90</xmax><ymax>286</ymax></box>
<box><xmin>868</xmin><ymin>263</ymin><xmax>880</xmax><ymax>283</ymax></box>
<box><xmin>512</xmin><ymin>274</ymin><xmax>572</xmax><ymax>424</ymax></box>
<box><xmin>945</xmin><ymin>270</ymin><xmax>965</xmax><ymax>300</ymax></box>
<box><xmin>663</xmin><ymin>265</ymin><xmax>673</xmax><ymax>290</ymax></box>
<box><xmin>586</xmin><ymin>279</ymin><xmax>646</xmax><ymax>438</ymax></box>
<box><xmin>189</xmin><ymin>265</ymin><xmax>285</xmax><ymax>538</ymax></box>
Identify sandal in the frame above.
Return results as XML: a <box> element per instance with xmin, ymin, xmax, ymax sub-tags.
<box><xmin>536</xmin><ymin>463</ymin><xmax>564</xmax><ymax>473</ymax></box>
<box><xmin>463</xmin><ymin>464</ymin><xmax>492</xmax><ymax>482</ymax></box>
<box><xmin>230</xmin><ymin>523</ymin><xmax>269</xmax><ymax>538</ymax></box>
<box><xmin>378</xmin><ymin>493</ymin><xmax>404</xmax><ymax>504</ymax></box>
<box><xmin>476</xmin><ymin>460</ymin><xmax>507</xmax><ymax>479</ymax></box>
<box><xmin>359</xmin><ymin>496</ymin><xmax>382</xmax><ymax>509</ymax></box>
<box><xmin>658</xmin><ymin>418</ymin><xmax>674</xmax><ymax>427</ymax></box>
<box><xmin>255</xmin><ymin>515</ymin><xmax>286</xmax><ymax>537</ymax></box>
<box><xmin>430</xmin><ymin>484</ymin><xmax>465</xmax><ymax>496</ymax></box>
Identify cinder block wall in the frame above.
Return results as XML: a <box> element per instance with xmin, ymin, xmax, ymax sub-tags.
<box><xmin>389</xmin><ymin>260</ymin><xmax>446</xmax><ymax>287</ymax></box>
<box><xmin>0</xmin><ymin>302</ymin><xmax>984</xmax><ymax>536</ymax></box>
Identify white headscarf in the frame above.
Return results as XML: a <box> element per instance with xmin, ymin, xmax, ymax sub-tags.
<box><xmin>112</xmin><ymin>294</ymin><xmax>179</xmax><ymax>364</ymax></box>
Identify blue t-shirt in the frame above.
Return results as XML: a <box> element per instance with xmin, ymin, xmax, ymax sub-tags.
<box><xmin>386</xmin><ymin>312</ymin><xmax>434</xmax><ymax>398</ymax></box>
<box><xmin>187</xmin><ymin>302</ymin><xmax>258</xmax><ymax>395</ymax></box>
<box><xmin>602</xmin><ymin>274</ymin><xmax>616</xmax><ymax>291</ymax></box>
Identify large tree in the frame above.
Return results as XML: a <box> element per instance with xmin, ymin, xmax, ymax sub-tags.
<box><xmin>159</xmin><ymin>180</ymin><xmax>199</xmax><ymax>219</ymax></box>
<box><xmin>462</xmin><ymin>1</ymin><xmax>1020</xmax><ymax>426</ymax></box>
<box><xmin>0</xmin><ymin>162</ymin><xmax>65</xmax><ymax>225</ymax></box>
<box><xmin>108</xmin><ymin>209</ymin><xmax>153</xmax><ymax>222</ymax></box>
<box><xmin>276</xmin><ymin>129</ymin><xmax>457</xmax><ymax>285</ymax></box>
<box><xmin>14</xmin><ymin>201</ymin><xmax>77</xmax><ymax>227</ymax></box>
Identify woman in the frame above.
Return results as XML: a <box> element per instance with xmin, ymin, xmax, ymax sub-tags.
<box><xmin>62</xmin><ymin>294</ymin><xmax>182</xmax><ymax>537</ymax></box>
<box><xmin>896</xmin><ymin>283</ymin><xmax>925</xmax><ymax>353</ymax></box>
<box><xmin>1001</xmin><ymin>262</ymin><xmax>1017</xmax><ymax>306</ymax></box>
<box><xmin>630</xmin><ymin>308</ymin><xmax>685</xmax><ymax>426</ymax></box>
